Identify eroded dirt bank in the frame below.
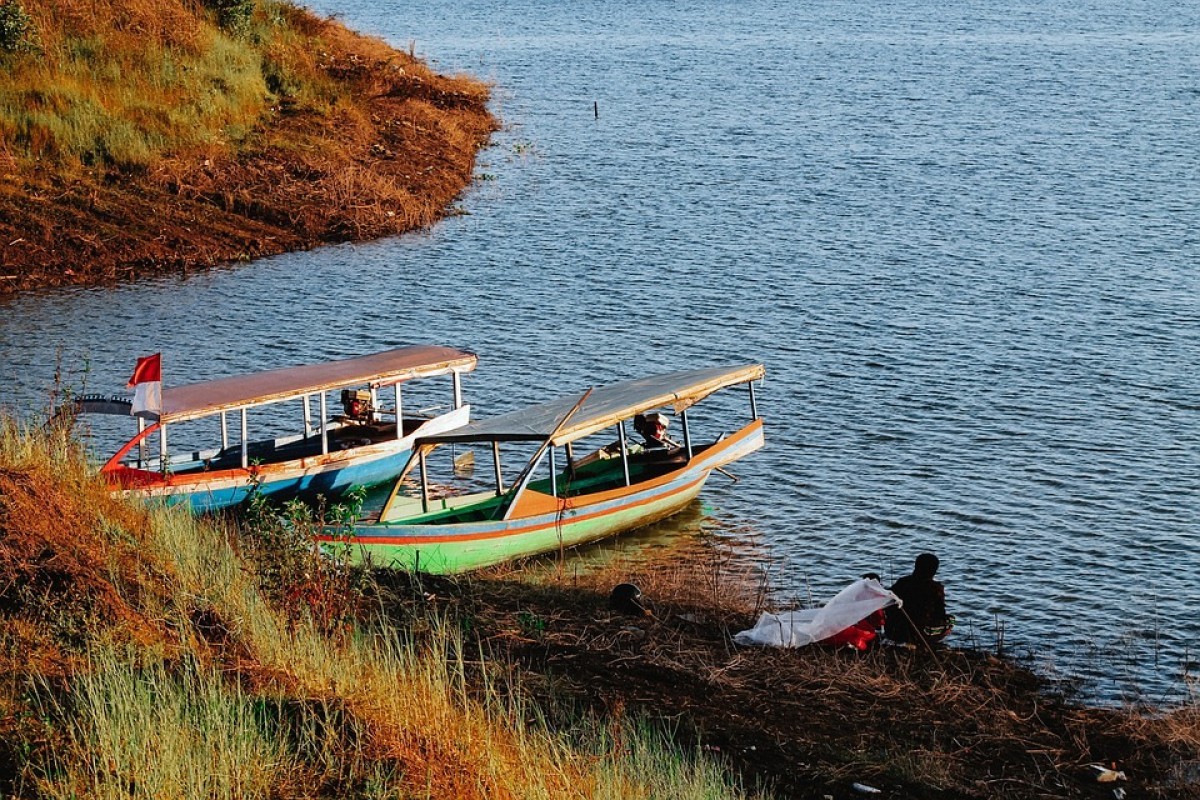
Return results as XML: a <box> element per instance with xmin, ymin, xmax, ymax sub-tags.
<box><xmin>0</xmin><ymin>24</ymin><xmax>496</xmax><ymax>295</ymax></box>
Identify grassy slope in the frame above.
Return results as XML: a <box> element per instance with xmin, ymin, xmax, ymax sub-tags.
<box><xmin>1</xmin><ymin>414</ymin><xmax>1198</xmax><ymax>798</ymax></box>
<box><xmin>0</xmin><ymin>415</ymin><xmax>756</xmax><ymax>799</ymax></box>
<box><xmin>0</xmin><ymin>0</ymin><xmax>496</xmax><ymax>293</ymax></box>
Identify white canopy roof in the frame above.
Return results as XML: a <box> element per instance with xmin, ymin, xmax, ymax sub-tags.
<box><xmin>156</xmin><ymin>346</ymin><xmax>476</xmax><ymax>424</ymax></box>
<box><xmin>419</xmin><ymin>364</ymin><xmax>764</xmax><ymax>448</ymax></box>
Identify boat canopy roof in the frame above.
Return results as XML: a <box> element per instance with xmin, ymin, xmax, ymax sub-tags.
<box><xmin>419</xmin><ymin>364</ymin><xmax>764</xmax><ymax>448</ymax></box>
<box><xmin>154</xmin><ymin>346</ymin><xmax>476</xmax><ymax>424</ymax></box>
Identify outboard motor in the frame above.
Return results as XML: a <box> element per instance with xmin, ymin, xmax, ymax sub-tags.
<box><xmin>340</xmin><ymin>389</ymin><xmax>374</xmax><ymax>423</ymax></box>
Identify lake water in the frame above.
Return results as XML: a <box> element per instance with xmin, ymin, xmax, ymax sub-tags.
<box><xmin>1</xmin><ymin>0</ymin><xmax>1198</xmax><ymax>705</ymax></box>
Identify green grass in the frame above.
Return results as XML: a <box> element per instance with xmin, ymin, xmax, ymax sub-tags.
<box><xmin>37</xmin><ymin>652</ymin><xmax>285</xmax><ymax>800</ymax></box>
<box><xmin>0</xmin><ymin>1</ymin><xmax>339</xmax><ymax>166</ymax></box>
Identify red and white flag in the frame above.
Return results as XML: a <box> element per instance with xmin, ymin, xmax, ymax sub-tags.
<box><xmin>127</xmin><ymin>353</ymin><xmax>162</xmax><ymax>418</ymax></box>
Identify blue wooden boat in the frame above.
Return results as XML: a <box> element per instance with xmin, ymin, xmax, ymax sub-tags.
<box><xmin>70</xmin><ymin>346</ymin><xmax>477</xmax><ymax>513</ymax></box>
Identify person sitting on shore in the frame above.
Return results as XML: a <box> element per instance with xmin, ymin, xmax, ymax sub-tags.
<box><xmin>885</xmin><ymin>553</ymin><xmax>954</xmax><ymax>646</ymax></box>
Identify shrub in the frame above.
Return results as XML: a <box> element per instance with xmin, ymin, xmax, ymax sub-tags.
<box><xmin>205</xmin><ymin>0</ymin><xmax>255</xmax><ymax>39</ymax></box>
<box><xmin>237</xmin><ymin>484</ymin><xmax>372</xmax><ymax>635</ymax></box>
<box><xmin>0</xmin><ymin>1</ymin><xmax>36</xmax><ymax>53</ymax></box>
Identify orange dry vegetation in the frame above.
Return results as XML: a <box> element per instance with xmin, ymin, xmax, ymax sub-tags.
<box><xmin>0</xmin><ymin>1</ymin><xmax>497</xmax><ymax>293</ymax></box>
<box><xmin>2</xmin><ymin>417</ymin><xmax>1198</xmax><ymax>799</ymax></box>
<box><xmin>0</xmin><ymin>432</ymin><xmax>177</xmax><ymax>678</ymax></box>
<box><xmin>0</xmin><ymin>418</ymin><xmax>587</xmax><ymax>799</ymax></box>
<box><xmin>418</xmin><ymin>545</ymin><xmax>1200</xmax><ymax>799</ymax></box>
<box><xmin>19</xmin><ymin>0</ymin><xmax>207</xmax><ymax>52</ymax></box>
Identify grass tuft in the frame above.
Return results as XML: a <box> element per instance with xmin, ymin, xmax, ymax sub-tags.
<box><xmin>37</xmin><ymin>652</ymin><xmax>285</xmax><ymax>800</ymax></box>
<box><xmin>0</xmin><ymin>1</ymin><xmax>334</xmax><ymax>166</ymax></box>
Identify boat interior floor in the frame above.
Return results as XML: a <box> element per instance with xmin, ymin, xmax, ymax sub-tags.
<box><xmin>139</xmin><ymin>420</ymin><xmax>411</xmax><ymax>475</ymax></box>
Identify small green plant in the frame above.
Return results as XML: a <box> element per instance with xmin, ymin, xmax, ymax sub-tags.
<box><xmin>237</xmin><ymin>483</ymin><xmax>372</xmax><ymax>635</ymax></box>
<box><xmin>205</xmin><ymin>0</ymin><xmax>256</xmax><ymax>39</ymax></box>
<box><xmin>517</xmin><ymin>610</ymin><xmax>546</xmax><ymax>638</ymax></box>
<box><xmin>0</xmin><ymin>0</ymin><xmax>36</xmax><ymax>53</ymax></box>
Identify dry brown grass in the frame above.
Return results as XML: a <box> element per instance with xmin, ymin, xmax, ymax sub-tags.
<box><xmin>0</xmin><ymin>415</ymin><xmax>180</xmax><ymax>676</ymax></box>
<box><xmin>402</xmin><ymin>540</ymin><xmax>1200</xmax><ymax>799</ymax></box>
<box><xmin>0</xmin><ymin>417</ymin><xmax>754</xmax><ymax>799</ymax></box>
<box><xmin>24</xmin><ymin>0</ymin><xmax>207</xmax><ymax>54</ymax></box>
<box><xmin>6</xmin><ymin>413</ymin><xmax>1192</xmax><ymax>799</ymax></box>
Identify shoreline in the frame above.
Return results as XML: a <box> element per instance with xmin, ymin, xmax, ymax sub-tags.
<box><xmin>0</xmin><ymin>416</ymin><xmax>1196</xmax><ymax>799</ymax></box>
<box><xmin>412</xmin><ymin>553</ymin><xmax>1198</xmax><ymax>800</ymax></box>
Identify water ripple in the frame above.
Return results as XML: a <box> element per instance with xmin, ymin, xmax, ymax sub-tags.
<box><xmin>1</xmin><ymin>0</ymin><xmax>1197</xmax><ymax>705</ymax></box>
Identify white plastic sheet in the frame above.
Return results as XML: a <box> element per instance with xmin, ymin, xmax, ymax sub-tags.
<box><xmin>734</xmin><ymin>578</ymin><xmax>900</xmax><ymax>648</ymax></box>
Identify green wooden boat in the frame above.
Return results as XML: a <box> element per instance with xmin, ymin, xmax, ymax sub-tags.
<box><xmin>317</xmin><ymin>364</ymin><xmax>765</xmax><ymax>574</ymax></box>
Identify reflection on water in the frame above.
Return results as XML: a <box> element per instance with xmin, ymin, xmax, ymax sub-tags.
<box><xmin>2</xmin><ymin>0</ymin><xmax>1199</xmax><ymax>704</ymax></box>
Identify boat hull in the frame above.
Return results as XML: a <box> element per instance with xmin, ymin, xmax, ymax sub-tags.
<box><xmin>326</xmin><ymin>419</ymin><xmax>764</xmax><ymax>574</ymax></box>
<box><xmin>114</xmin><ymin>406</ymin><xmax>471</xmax><ymax>513</ymax></box>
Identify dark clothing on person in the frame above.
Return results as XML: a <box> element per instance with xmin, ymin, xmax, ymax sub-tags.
<box><xmin>884</xmin><ymin>554</ymin><xmax>949</xmax><ymax>645</ymax></box>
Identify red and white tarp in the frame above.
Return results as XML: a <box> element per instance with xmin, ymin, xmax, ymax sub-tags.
<box><xmin>734</xmin><ymin>578</ymin><xmax>900</xmax><ymax>648</ymax></box>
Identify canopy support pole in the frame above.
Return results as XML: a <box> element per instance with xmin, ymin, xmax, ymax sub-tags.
<box><xmin>549</xmin><ymin>447</ymin><xmax>558</xmax><ymax>497</ymax></box>
<box><xmin>320</xmin><ymin>393</ymin><xmax>328</xmax><ymax>455</ymax></box>
<box><xmin>220</xmin><ymin>412</ymin><xmax>229</xmax><ymax>449</ymax></box>
<box><xmin>749</xmin><ymin>381</ymin><xmax>759</xmax><ymax>420</ymax></box>
<box><xmin>395</xmin><ymin>385</ymin><xmax>404</xmax><ymax>440</ymax></box>
<box><xmin>618</xmin><ymin>423</ymin><xmax>631</xmax><ymax>487</ymax></box>
<box><xmin>492</xmin><ymin>442</ymin><xmax>504</xmax><ymax>495</ymax></box>
<box><xmin>303</xmin><ymin>396</ymin><xmax>312</xmax><ymax>438</ymax></box>
<box><xmin>419</xmin><ymin>450</ymin><xmax>430</xmax><ymax>513</ymax></box>
<box><xmin>681</xmin><ymin>409</ymin><xmax>693</xmax><ymax>460</ymax></box>
<box><xmin>500</xmin><ymin>389</ymin><xmax>592</xmax><ymax>522</ymax></box>
<box><xmin>137</xmin><ymin>417</ymin><xmax>147</xmax><ymax>469</ymax></box>
<box><xmin>452</xmin><ymin>372</ymin><xmax>464</xmax><ymax>409</ymax></box>
<box><xmin>240</xmin><ymin>409</ymin><xmax>248</xmax><ymax>469</ymax></box>
<box><xmin>159</xmin><ymin>423</ymin><xmax>168</xmax><ymax>473</ymax></box>
<box><xmin>369</xmin><ymin>387</ymin><xmax>379</xmax><ymax>423</ymax></box>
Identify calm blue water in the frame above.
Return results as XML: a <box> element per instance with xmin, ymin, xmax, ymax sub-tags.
<box><xmin>2</xmin><ymin>0</ymin><xmax>1198</xmax><ymax>704</ymax></box>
